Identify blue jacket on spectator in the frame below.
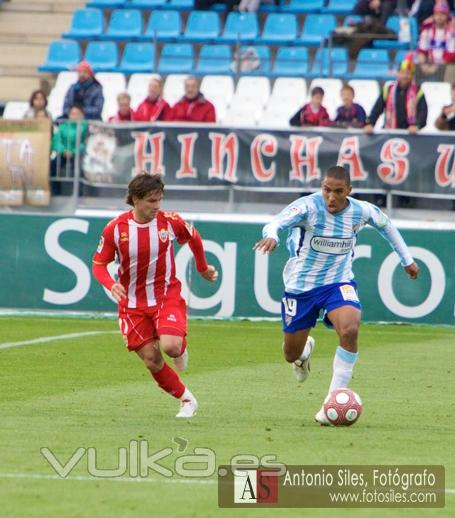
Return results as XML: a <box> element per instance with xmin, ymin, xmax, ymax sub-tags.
<box><xmin>334</xmin><ymin>103</ymin><xmax>366</xmax><ymax>128</ymax></box>
<box><xmin>62</xmin><ymin>77</ymin><xmax>104</xmax><ymax>120</ymax></box>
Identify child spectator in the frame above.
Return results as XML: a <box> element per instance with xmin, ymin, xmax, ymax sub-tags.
<box><xmin>23</xmin><ymin>90</ymin><xmax>52</xmax><ymax>120</ymax></box>
<box><xmin>435</xmin><ymin>82</ymin><xmax>455</xmax><ymax>130</ymax></box>
<box><xmin>289</xmin><ymin>87</ymin><xmax>331</xmax><ymax>127</ymax></box>
<box><xmin>108</xmin><ymin>93</ymin><xmax>135</xmax><ymax>122</ymax></box>
<box><xmin>334</xmin><ymin>85</ymin><xmax>367</xmax><ymax>128</ymax></box>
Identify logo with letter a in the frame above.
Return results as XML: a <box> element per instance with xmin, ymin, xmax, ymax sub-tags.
<box><xmin>234</xmin><ymin>469</ymin><xmax>278</xmax><ymax>504</ymax></box>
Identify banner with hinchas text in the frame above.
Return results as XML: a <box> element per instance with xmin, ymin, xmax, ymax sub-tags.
<box><xmin>82</xmin><ymin>122</ymin><xmax>455</xmax><ymax>197</ymax></box>
<box><xmin>0</xmin><ymin>119</ymin><xmax>52</xmax><ymax>206</ymax></box>
<box><xmin>0</xmin><ymin>214</ymin><xmax>453</xmax><ymax>325</ymax></box>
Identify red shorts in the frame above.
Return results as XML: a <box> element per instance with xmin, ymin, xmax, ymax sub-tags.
<box><xmin>118</xmin><ymin>296</ymin><xmax>187</xmax><ymax>351</ymax></box>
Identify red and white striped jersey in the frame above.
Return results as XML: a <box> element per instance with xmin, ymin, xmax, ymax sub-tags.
<box><xmin>93</xmin><ymin>210</ymin><xmax>198</xmax><ymax>309</ymax></box>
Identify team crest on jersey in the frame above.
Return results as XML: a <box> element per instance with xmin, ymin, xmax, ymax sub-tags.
<box><xmin>159</xmin><ymin>229</ymin><xmax>169</xmax><ymax>243</ymax></box>
<box><xmin>120</xmin><ymin>231</ymin><xmax>128</xmax><ymax>242</ymax></box>
<box><xmin>97</xmin><ymin>236</ymin><xmax>104</xmax><ymax>253</ymax></box>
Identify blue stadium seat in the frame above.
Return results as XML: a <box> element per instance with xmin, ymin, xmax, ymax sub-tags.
<box><xmin>351</xmin><ymin>49</ymin><xmax>390</xmax><ymax>79</ymax></box>
<box><xmin>282</xmin><ymin>0</ymin><xmax>324</xmax><ymax>14</ymax></box>
<box><xmin>325</xmin><ymin>0</ymin><xmax>356</xmax><ymax>15</ymax></box>
<box><xmin>272</xmin><ymin>47</ymin><xmax>309</xmax><ymax>77</ymax></box>
<box><xmin>260</xmin><ymin>13</ymin><xmax>297</xmax><ymax>45</ymax></box>
<box><xmin>102</xmin><ymin>9</ymin><xmax>143</xmax><ymax>40</ymax></box>
<box><xmin>158</xmin><ymin>43</ymin><xmax>194</xmax><ymax>73</ymax></box>
<box><xmin>373</xmin><ymin>16</ymin><xmax>418</xmax><ymax>49</ymax></box>
<box><xmin>87</xmin><ymin>0</ymin><xmax>127</xmax><ymax>7</ymax></box>
<box><xmin>299</xmin><ymin>14</ymin><xmax>336</xmax><ymax>46</ymax></box>
<box><xmin>118</xmin><ymin>42</ymin><xmax>155</xmax><ymax>74</ymax></box>
<box><xmin>62</xmin><ymin>8</ymin><xmax>103</xmax><ymax>40</ymax></box>
<box><xmin>85</xmin><ymin>41</ymin><xmax>118</xmax><ymax>71</ymax></box>
<box><xmin>311</xmin><ymin>47</ymin><xmax>348</xmax><ymax>76</ymax></box>
<box><xmin>131</xmin><ymin>0</ymin><xmax>168</xmax><ymax>8</ymax></box>
<box><xmin>144</xmin><ymin>10</ymin><xmax>181</xmax><ymax>41</ymax></box>
<box><xmin>239</xmin><ymin>45</ymin><xmax>271</xmax><ymax>75</ymax></box>
<box><xmin>394</xmin><ymin>49</ymin><xmax>410</xmax><ymax>66</ymax></box>
<box><xmin>220</xmin><ymin>12</ymin><xmax>258</xmax><ymax>43</ymax></box>
<box><xmin>196</xmin><ymin>45</ymin><xmax>232</xmax><ymax>74</ymax></box>
<box><xmin>182</xmin><ymin>11</ymin><xmax>219</xmax><ymax>42</ymax></box>
<box><xmin>38</xmin><ymin>40</ymin><xmax>80</xmax><ymax>73</ymax></box>
<box><xmin>168</xmin><ymin>0</ymin><xmax>194</xmax><ymax>10</ymax></box>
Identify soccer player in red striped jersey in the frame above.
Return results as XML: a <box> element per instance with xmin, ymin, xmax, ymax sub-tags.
<box><xmin>92</xmin><ymin>173</ymin><xmax>218</xmax><ymax>418</ymax></box>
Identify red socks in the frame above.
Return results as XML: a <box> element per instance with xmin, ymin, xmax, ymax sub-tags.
<box><xmin>152</xmin><ymin>363</ymin><xmax>185</xmax><ymax>399</ymax></box>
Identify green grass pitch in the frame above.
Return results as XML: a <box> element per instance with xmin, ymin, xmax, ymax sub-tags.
<box><xmin>0</xmin><ymin>316</ymin><xmax>454</xmax><ymax>518</ymax></box>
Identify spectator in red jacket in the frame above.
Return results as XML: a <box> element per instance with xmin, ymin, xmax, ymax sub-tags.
<box><xmin>108</xmin><ymin>92</ymin><xmax>135</xmax><ymax>122</ymax></box>
<box><xmin>134</xmin><ymin>76</ymin><xmax>172</xmax><ymax>122</ymax></box>
<box><xmin>172</xmin><ymin>76</ymin><xmax>216</xmax><ymax>123</ymax></box>
<box><xmin>289</xmin><ymin>86</ymin><xmax>331</xmax><ymax>127</ymax></box>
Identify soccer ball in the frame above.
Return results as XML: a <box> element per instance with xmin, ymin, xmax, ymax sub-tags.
<box><xmin>323</xmin><ymin>389</ymin><xmax>363</xmax><ymax>426</ymax></box>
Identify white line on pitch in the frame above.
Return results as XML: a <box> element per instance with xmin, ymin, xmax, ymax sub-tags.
<box><xmin>0</xmin><ymin>331</ymin><xmax>118</xmax><ymax>350</ymax></box>
<box><xmin>0</xmin><ymin>472</ymin><xmax>216</xmax><ymax>485</ymax></box>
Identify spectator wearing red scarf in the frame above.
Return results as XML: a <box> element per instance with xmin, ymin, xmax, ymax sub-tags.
<box><xmin>172</xmin><ymin>76</ymin><xmax>216</xmax><ymax>123</ymax></box>
<box><xmin>289</xmin><ymin>87</ymin><xmax>332</xmax><ymax>127</ymax></box>
<box><xmin>134</xmin><ymin>76</ymin><xmax>172</xmax><ymax>122</ymax></box>
<box><xmin>108</xmin><ymin>92</ymin><xmax>135</xmax><ymax>122</ymax></box>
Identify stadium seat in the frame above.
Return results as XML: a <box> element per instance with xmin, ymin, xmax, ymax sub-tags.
<box><xmin>200</xmin><ymin>75</ymin><xmax>234</xmax><ymax>120</ymax></box>
<box><xmin>131</xmin><ymin>0</ymin><xmax>168</xmax><ymax>8</ymax></box>
<box><xmin>351</xmin><ymin>49</ymin><xmax>390</xmax><ymax>79</ymax></box>
<box><xmin>2</xmin><ymin>102</ymin><xmax>29</xmax><ymax>120</ymax></box>
<box><xmin>85</xmin><ymin>41</ymin><xmax>118</xmax><ymax>72</ymax></box>
<box><xmin>259</xmin><ymin>100</ymin><xmax>297</xmax><ymax>128</ymax></box>
<box><xmin>220</xmin><ymin>12</ymin><xmax>258</xmax><ymax>43</ymax></box>
<box><xmin>62</xmin><ymin>8</ymin><xmax>104</xmax><ymax>40</ymax></box>
<box><xmin>272</xmin><ymin>47</ymin><xmax>309</xmax><ymax>77</ymax></box>
<box><xmin>163</xmin><ymin>74</ymin><xmax>188</xmax><ymax>105</ymax></box>
<box><xmin>238</xmin><ymin>45</ymin><xmax>271</xmax><ymax>75</ymax></box>
<box><xmin>373</xmin><ymin>16</ymin><xmax>418</xmax><ymax>49</ymax></box>
<box><xmin>311</xmin><ymin>47</ymin><xmax>348</xmax><ymax>77</ymax></box>
<box><xmin>325</xmin><ymin>0</ymin><xmax>356</xmax><ymax>15</ymax></box>
<box><xmin>47</xmin><ymin>72</ymin><xmax>78</xmax><ymax>118</ymax></box>
<box><xmin>348</xmin><ymin>79</ymin><xmax>380</xmax><ymax>115</ymax></box>
<box><xmin>234</xmin><ymin>76</ymin><xmax>271</xmax><ymax>107</ymax></box>
<box><xmin>182</xmin><ymin>11</ymin><xmax>220</xmax><ymax>42</ymax></box>
<box><xmin>128</xmin><ymin>73</ymin><xmax>157</xmax><ymax>108</ymax></box>
<box><xmin>102</xmin><ymin>9</ymin><xmax>143</xmax><ymax>41</ymax></box>
<box><xmin>222</xmin><ymin>99</ymin><xmax>261</xmax><ymax>127</ymax></box>
<box><xmin>38</xmin><ymin>40</ymin><xmax>80</xmax><ymax>73</ymax></box>
<box><xmin>196</xmin><ymin>45</ymin><xmax>232</xmax><ymax>75</ymax></box>
<box><xmin>421</xmin><ymin>81</ymin><xmax>451</xmax><ymax>130</ymax></box>
<box><xmin>308</xmin><ymin>78</ymin><xmax>343</xmax><ymax>119</ymax></box>
<box><xmin>144</xmin><ymin>10</ymin><xmax>181</xmax><ymax>41</ymax></box>
<box><xmin>118</xmin><ymin>42</ymin><xmax>155</xmax><ymax>74</ymax></box>
<box><xmin>282</xmin><ymin>0</ymin><xmax>324</xmax><ymax>13</ymax></box>
<box><xmin>299</xmin><ymin>14</ymin><xmax>336</xmax><ymax>47</ymax></box>
<box><xmin>87</xmin><ymin>0</ymin><xmax>127</xmax><ymax>7</ymax></box>
<box><xmin>158</xmin><ymin>43</ymin><xmax>193</xmax><ymax>73</ymax></box>
<box><xmin>271</xmin><ymin>77</ymin><xmax>306</xmax><ymax>106</ymax></box>
<box><xmin>260</xmin><ymin>13</ymin><xmax>297</xmax><ymax>45</ymax></box>
<box><xmin>95</xmin><ymin>72</ymin><xmax>127</xmax><ymax>120</ymax></box>
<box><xmin>169</xmin><ymin>0</ymin><xmax>194</xmax><ymax>9</ymax></box>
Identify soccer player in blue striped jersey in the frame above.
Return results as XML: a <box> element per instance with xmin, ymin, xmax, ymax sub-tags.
<box><xmin>254</xmin><ymin>166</ymin><xmax>419</xmax><ymax>425</ymax></box>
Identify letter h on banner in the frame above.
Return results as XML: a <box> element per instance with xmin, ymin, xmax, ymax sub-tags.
<box><xmin>234</xmin><ymin>469</ymin><xmax>278</xmax><ymax>504</ymax></box>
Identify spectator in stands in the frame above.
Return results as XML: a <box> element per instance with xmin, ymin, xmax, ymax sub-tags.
<box><xmin>52</xmin><ymin>104</ymin><xmax>87</xmax><ymax>158</ymax></box>
<box><xmin>23</xmin><ymin>90</ymin><xmax>52</xmax><ymax>120</ymax></box>
<box><xmin>334</xmin><ymin>85</ymin><xmax>367</xmax><ymax>128</ymax></box>
<box><xmin>364</xmin><ymin>55</ymin><xmax>427</xmax><ymax>134</ymax></box>
<box><xmin>134</xmin><ymin>76</ymin><xmax>172</xmax><ymax>122</ymax></box>
<box><xmin>435</xmin><ymin>82</ymin><xmax>455</xmax><ymax>129</ymax></box>
<box><xmin>108</xmin><ymin>93</ymin><xmax>135</xmax><ymax>123</ymax></box>
<box><xmin>289</xmin><ymin>87</ymin><xmax>331</xmax><ymax>127</ymax></box>
<box><xmin>417</xmin><ymin>1</ymin><xmax>455</xmax><ymax>79</ymax></box>
<box><xmin>61</xmin><ymin>61</ymin><xmax>104</xmax><ymax>120</ymax></box>
<box><xmin>353</xmin><ymin>0</ymin><xmax>397</xmax><ymax>25</ymax></box>
<box><xmin>238</xmin><ymin>0</ymin><xmax>276</xmax><ymax>11</ymax></box>
<box><xmin>195</xmin><ymin>0</ymin><xmax>239</xmax><ymax>11</ymax></box>
<box><xmin>172</xmin><ymin>76</ymin><xmax>216</xmax><ymax>123</ymax></box>
<box><xmin>410</xmin><ymin>0</ymin><xmax>455</xmax><ymax>27</ymax></box>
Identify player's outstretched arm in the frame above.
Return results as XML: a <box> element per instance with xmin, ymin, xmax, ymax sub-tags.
<box><xmin>199</xmin><ymin>265</ymin><xmax>218</xmax><ymax>282</ymax></box>
<box><xmin>253</xmin><ymin>238</ymin><xmax>278</xmax><ymax>254</ymax></box>
<box><xmin>404</xmin><ymin>262</ymin><xmax>419</xmax><ymax>280</ymax></box>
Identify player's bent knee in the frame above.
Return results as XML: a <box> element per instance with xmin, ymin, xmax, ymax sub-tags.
<box><xmin>160</xmin><ymin>336</ymin><xmax>183</xmax><ymax>358</ymax></box>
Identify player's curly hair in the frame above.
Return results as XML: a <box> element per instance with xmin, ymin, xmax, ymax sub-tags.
<box><xmin>126</xmin><ymin>173</ymin><xmax>165</xmax><ymax>206</ymax></box>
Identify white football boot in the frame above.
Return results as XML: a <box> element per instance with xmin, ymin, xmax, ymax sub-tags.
<box><xmin>314</xmin><ymin>406</ymin><xmax>332</xmax><ymax>426</ymax></box>
<box><xmin>173</xmin><ymin>348</ymin><xmax>189</xmax><ymax>372</ymax></box>
<box><xmin>176</xmin><ymin>391</ymin><xmax>198</xmax><ymax>418</ymax></box>
<box><xmin>292</xmin><ymin>336</ymin><xmax>315</xmax><ymax>383</ymax></box>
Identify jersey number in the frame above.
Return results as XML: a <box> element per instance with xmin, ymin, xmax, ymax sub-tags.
<box><xmin>282</xmin><ymin>297</ymin><xmax>297</xmax><ymax>317</ymax></box>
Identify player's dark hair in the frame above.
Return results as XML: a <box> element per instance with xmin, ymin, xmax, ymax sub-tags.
<box><xmin>311</xmin><ymin>86</ymin><xmax>324</xmax><ymax>97</ymax></box>
<box><xmin>324</xmin><ymin>166</ymin><xmax>351</xmax><ymax>187</ymax></box>
<box><xmin>126</xmin><ymin>173</ymin><xmax>165</xmax><ymax>206</ymax></box>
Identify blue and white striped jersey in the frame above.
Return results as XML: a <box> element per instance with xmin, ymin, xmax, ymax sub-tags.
<box><xmin>262</xmin><ymin>192</ymin><xmax>413</xmax><ymax>294</ymax></box>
